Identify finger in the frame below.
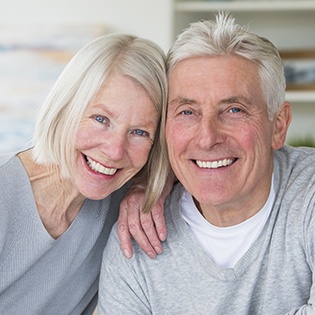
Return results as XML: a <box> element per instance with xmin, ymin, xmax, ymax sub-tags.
<box><xmin>151</xmin><ymin>203</ymin><xmax>167</xmax><ymax>242</ymax></box>
<box><xmin>119</xmin><ymin>189</ymin><xmax>158</xmax><ymax>259</ymax></box>
<box><xmin>139</xmin><ymin>211</ymin><xmax>163</xmax><ymax>255</ymax></box>
<box><xmin>117</xmin><ymin>205</ymin><xmax>133</xmax><ymax>259</ymax></box>
<box><xmin>128</xmin><ymin>211</ymin><xmax>157</xmax><ymax>259</ymax></box>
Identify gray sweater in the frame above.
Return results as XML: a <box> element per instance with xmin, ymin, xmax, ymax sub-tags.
<box><xmin>99</xmin><ymin>145</ymin><xmax>315</xmax><ymax>314</ymax></box>
<box><xmin>0</xmin><ymin>154</ymin><xmax>127</xmax><ymax>315</ymax></box>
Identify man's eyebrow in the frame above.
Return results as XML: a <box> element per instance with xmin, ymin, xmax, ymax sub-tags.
<box><xmin>169</xmin><ymin>97</ymin><xmax>196</xmax><ymax>106</ymax></box>
<box><xmin>169</xmin><ymin>96</ymin><xmax>254</xmax><ymax>107</ymax></box>
<box><xmin>220</xmin><ymin>96</ymin><xmax>253</xmax><ymax>105</ymax></box>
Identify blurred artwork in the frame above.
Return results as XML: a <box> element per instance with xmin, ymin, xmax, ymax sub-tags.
<box><xmin>0</xmin><ymin>25</ymin><xmax>107</xmax><ymax>154</ymax></box>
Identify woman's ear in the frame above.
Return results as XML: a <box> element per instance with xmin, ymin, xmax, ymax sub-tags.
<box><xmin>272</xmin><ymin>101</ymin><xmax>292</xmax><ymax>150</ymax></box>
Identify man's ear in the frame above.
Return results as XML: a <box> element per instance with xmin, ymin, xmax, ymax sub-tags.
<box><xmin>272</xmin><ymin>101</ymin><xmax>292</xmax><ymax>150</ymax></box>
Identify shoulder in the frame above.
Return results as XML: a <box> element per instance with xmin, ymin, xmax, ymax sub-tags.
<box><xmin>0</xmin><ymin>153</ymin><xmax>16</xmax><ymax>169</ymax></box>
<box><xmin>274</xmin><ymin>145</ymin><xmax>315</xmax><ymax>186</ymax></box>
<box><xmin>0</xmin><ymin>150</ymin><xmax>31</xmax><ymax>174</ymax></box>
<box><xmin>273</xmin><ymin>146</ymin><xmax>315</xmax><ymax>224</ymax></box>
<box><xmin>275</xmin><ymin>145</ymin><xmax>315</xmax><ymax>169</ymax></box>
<box><xmin>0</xmin><ymin>153</ymin><xmax>29</xmax><ymax>189</ymax></box>
<box><xmin>165</xmin><ymin>182</ymin><xmax>185</xmax><ymax>214</ymax></box>
<box><xmin>102</xmin><ymin>222</ymin><xmax>122</xmax><ymax>262</ymax></box>
<box><xmin>103</xmin><ymin>222</ymin><xmax>153</xmax><ymax>267</ymax></box>
<box><xmin>102</xmin><ymin>183</ymin><xmax>192</xmax><ymax>268</ymax></box>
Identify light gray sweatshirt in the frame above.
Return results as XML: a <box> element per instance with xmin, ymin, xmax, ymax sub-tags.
<box><xmin>0</xmin><ymin>154</ymin><xmax>127</xmax><ymax>315</ymax></box>
<box><xmin>99</xmin><ymin>145</ymin><xmax>315</xmax><ymax>314</ymax></box>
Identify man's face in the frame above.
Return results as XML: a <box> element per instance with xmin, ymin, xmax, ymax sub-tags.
<box><xmin>166</xmin><ymin>55</ymin><xmax>284</xmax><ymax>223</ymax></box>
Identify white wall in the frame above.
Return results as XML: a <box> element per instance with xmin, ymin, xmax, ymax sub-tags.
<box><xmin>1</xmin><ymin>0</ymin><xmax>314</xmax><ymax>145</ymax></box>
<box><xmin>0</xmin><ymin>0</ymin><xmax>174</xmax><ymax>153</ymax></box>
<box><xmin>0</xmin><ymin>0</ymin><xmax>173</xmax><ymax>52</ymax></box>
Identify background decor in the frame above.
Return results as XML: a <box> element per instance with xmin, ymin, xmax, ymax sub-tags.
<box><xmin>287</xmin><ymin>135</ymin><xmax>315</xmax><ymax>148</ymax></box>
<box><xmin>280</xmin><ymin>49</ymin><xmax>315</xmax><ymax>91</ymax></box>
<box><xmin>0</xmin><ymin>24</ymin><xmax>107</xmax><ymax>154</ymax></box>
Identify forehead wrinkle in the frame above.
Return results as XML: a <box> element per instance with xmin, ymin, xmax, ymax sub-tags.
<box><xmin>170</xmin><ymin>95</ymin><xmax>254</xmax><ymax>109</ymax></box>
<box><xmin>90</xmin><ymin>102</ymin><xmax>116</xmax><ymax>118</ymax></box>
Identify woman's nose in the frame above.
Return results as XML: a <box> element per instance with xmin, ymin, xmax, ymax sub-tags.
<box><xmin>101</xmin><ymin>132</ymin><xmax>127</xmax><ymax>161</ymax></box>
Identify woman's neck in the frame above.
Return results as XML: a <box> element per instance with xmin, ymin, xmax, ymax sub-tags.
<box><xmin>18</xmin><ymin>149</ymin><xmax>85</xmax><ymax>239</ymax></box>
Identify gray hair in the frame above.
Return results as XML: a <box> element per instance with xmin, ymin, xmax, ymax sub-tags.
<box><xmin>32</xmin><ymin>33</ymin><xmax>169</xmax><ymax>211</ymax></box>
<box><xmin>167</xmin><ymin>12</ymin><xmax>286</xmax><ymax>120</ymax></box>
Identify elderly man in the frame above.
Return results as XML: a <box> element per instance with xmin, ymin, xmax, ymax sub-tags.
<box><xmin>99</xmin><ymin>13</ymin><xmax>315</xmax><ymax>314</ymax></box>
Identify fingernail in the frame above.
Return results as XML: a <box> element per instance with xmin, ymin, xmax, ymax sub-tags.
<box><xmin>154</xmin><ymin>247</ymin><xmax>162</xmax><ymax>255</ymax></box>
<box><xmin>147</xmin><ymin>252</ymin><xmax>156</xmax><ymax>259</ymax></box>
<box><xmin>123</xmin><ymin>250</ymin><xmax>131</xmax><ymax>259</ymax></box>
<box><xmin>159</xmin><ymin>233</ymin><xmax>166</xmax><ymax>241</ymax></box>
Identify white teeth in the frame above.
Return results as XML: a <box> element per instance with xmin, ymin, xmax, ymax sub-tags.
<box><xmin>86</xmin><ymin>156</ymin><xmax>117</xmax><ymax>175</ymax></box>
<box><xmin>196</xmin><ymin>158</ymin><xmax>234</xmax><ymax>169</ymax></box>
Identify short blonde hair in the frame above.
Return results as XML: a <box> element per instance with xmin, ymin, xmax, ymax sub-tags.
<box><xmin>32</xmin><ymin>33</ymin><xmax>169</xmax><ymax>211</ymax></box>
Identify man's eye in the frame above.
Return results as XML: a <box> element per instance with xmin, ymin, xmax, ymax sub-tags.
<box><xmin>229</xmin><ymin>107</ymin><xmax>241</xmax><ymax>113</ymax></box>
<box><xmin>131</xmin><ymin>129</ymin><xmax>150</xmax><ymax>138</ymax></box>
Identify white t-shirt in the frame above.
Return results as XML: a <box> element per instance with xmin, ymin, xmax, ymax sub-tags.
<box><xmin>180</xmin><ymin>179</ymin><xmax>275</xmax><ymax>268</ymax></box>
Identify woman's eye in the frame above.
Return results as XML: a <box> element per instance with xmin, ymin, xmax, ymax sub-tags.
<box><xmin>131</xmin><ymin>129</ymin><xmax>150</xmax><ymax>138</ymax></box>
<box><xmin>181</xmin><ymin>110</ymin><xmax>193</xmax><ymax>115</ymax></box>
<box><xmin>94</xmin><ymin>115</ymin><xmax>108</xmax><ymax>124</ymax></box>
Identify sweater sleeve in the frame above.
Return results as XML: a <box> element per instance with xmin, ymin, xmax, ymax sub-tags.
<box><xmin>285</xmin><ymin>175</ymin><xmax>315</xmax><ymax>314</ymax></box>
<box><xmin>98</xmin><ymin>223</ymin><xmax>151</xmax><ymax>315</ymax></box>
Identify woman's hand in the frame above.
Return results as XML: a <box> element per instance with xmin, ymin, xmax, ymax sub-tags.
<box><xmin>118</xmin><ymin>187</ymin><xmax>166</xmax><ymax>259</ymax></box>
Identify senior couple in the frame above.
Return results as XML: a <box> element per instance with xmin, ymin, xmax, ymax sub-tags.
<box><xmin>1</xmin><ymin>12</ymin><xmax>315</xmax><ymax>315</ymax></box>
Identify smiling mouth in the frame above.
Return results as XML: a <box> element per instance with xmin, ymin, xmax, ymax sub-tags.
<box><xmin>86</xmin><ymin>156</ymin><xmax>117</xmax><ymax>175</ymax></box>
<box><xmin>195</xmin><ymin>158</ymin><xmax>235</xmax><ymax>169</ymax></box>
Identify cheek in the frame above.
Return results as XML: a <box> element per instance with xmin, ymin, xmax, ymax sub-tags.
<box><xmin>74</xmin><ymin>131</ymin><xmax>84</xmax><ymax>149</ymax></box>
<box><xmin>166</xmin><ymin>132</ymin><xmax>186</xmax><ymax>171</ymax></box>
<box><xmin>128</xmin><ymin>144</ymin><xmax>153</xmax><ymax>169</ymax></box>
<box><xmin>75</xmin><ymin>123</ymin><xmax>97</xmax><ymax>149</ymax></box>
<box><xmin>166</xmin><ymin>125</ymin><xmax>188</xmax><ymax>154</ymax></box>
<box><xmin>237</xmin><ymin>123</ymin><xmax>273</xmax><ymax>156</ymax></box>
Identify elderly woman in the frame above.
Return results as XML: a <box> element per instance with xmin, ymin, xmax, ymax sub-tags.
<box><xmin>0</xmin><ymin>33</ymin><xmax>169</xmax><ymax>314</ymax></box>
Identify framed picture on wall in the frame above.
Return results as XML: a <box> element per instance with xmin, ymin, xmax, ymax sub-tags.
<box><xmin>279</xmin><ymin>49</ymin><xmax>315</xmax><ymax>91</ymax></box>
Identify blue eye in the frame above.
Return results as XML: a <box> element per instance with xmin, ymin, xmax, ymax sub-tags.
<box><xmin>229</xmin><ymin>107</ymin><xmax>241</xmax><ymax>113</ymax></box>
<box><xmin>132</xmin><ymin>129</ymin><xmax>150</xmax><ymax>138</ymax></box>
<box><xmin>136</xmin><ymin>130</ymin><xmax>143</xmax><ymax>136</ymax></box>
<box><xmin>94</xmin><ymin>116</ymin><xmax>107</xmax><ymax>124</ymax></box>
<box><xmin>181</xmin><ymin>110</ymin><xmax>193</xmax><ymax>115</ymax></box>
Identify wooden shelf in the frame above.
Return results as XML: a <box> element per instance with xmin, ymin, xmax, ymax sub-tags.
<box><xmin>175</xmin><ymin>1</ymin><xmax>315</xmax><ymax>12</ymax></box>
<box><xmin>174</xmin><ymin>0</ymin><xmax>315</xmax><ymax>107</ymax></box>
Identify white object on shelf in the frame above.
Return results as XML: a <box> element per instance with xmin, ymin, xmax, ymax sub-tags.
<box><xmin>286</xmin><ymin>91</ymin><xmax>315</xmax><ymax>104</ymax></box>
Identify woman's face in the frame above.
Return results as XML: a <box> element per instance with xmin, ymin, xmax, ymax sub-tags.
<box><xmin>73</xmin><ymin>73</ymin><xmax>158</xmax><ymax>200</ymax></box>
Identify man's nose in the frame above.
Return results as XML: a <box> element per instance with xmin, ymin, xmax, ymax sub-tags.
<box><xmin>197</xmin><ymin>118</ymin><xmax>226</xmax><ymax>149</ymax></box>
